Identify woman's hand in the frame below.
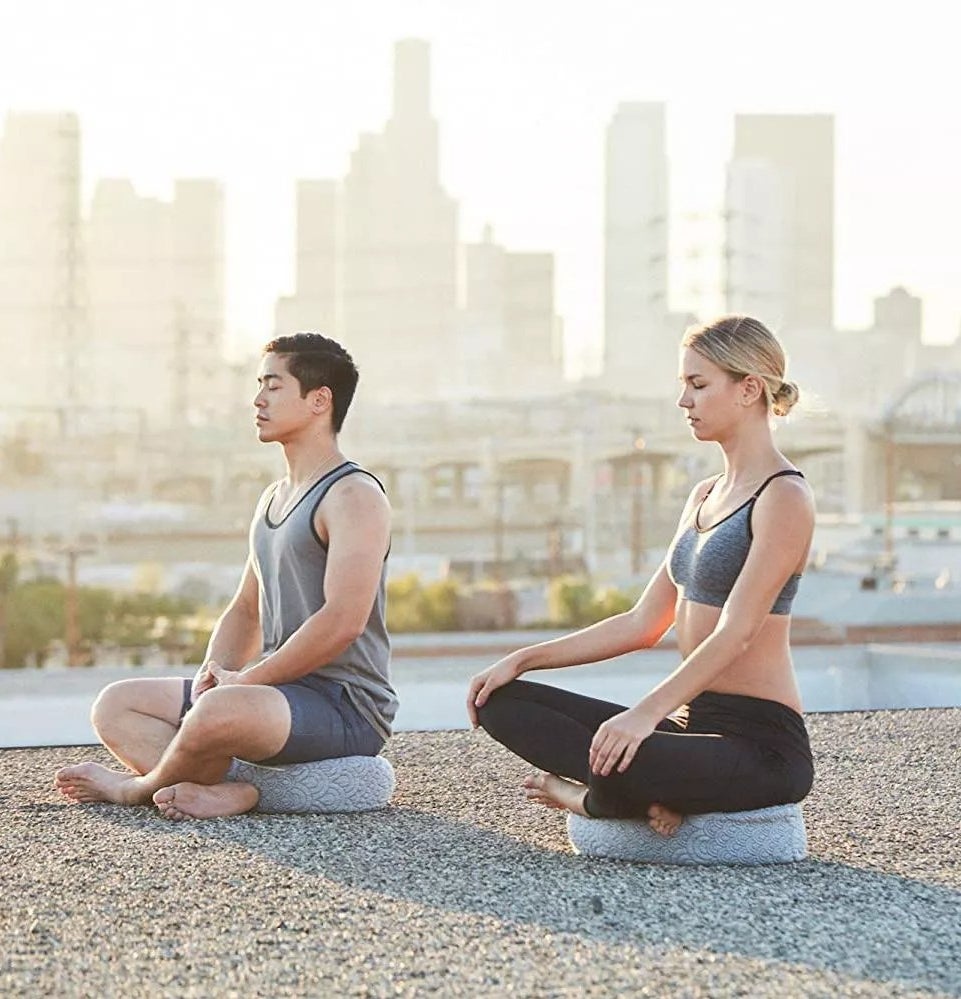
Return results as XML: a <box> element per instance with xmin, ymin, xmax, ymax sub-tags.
<box><xmin>466</xmin><ymin>654</ymin><xmax>524</xmax><ymax>727</ymax></box>
<box><xmin>589</xmin><ymin>706</ymin><xmax>657</xmax><ymax>776</ymax></box>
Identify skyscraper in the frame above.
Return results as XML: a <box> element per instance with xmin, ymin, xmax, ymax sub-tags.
<box><xmin>457</xmin><ymin>226</ymin><xmax>563</xmax><ymax>398</ymax></box>
<box><xmin>603</xmin><ymin>102</ymin><xmax>669</xmax><ymax>395</ymax></box>
<box><xmin>171</xmin><ymin>179</ymin><xmax>225</xmax><ymax>426</ymax></box>
<box><xmin>341</xmin><ymin>39</ymin><xmax>458</xmax><ymax>401</ymax></box>
<box><xmin>86</xmin><ymin>178</ymin><xmax>225</xmax><ymax>429</ymax></box>
<box><xmin>726</xmin><ymin>114</ymin><xmax>834</xmax><ymax>331</ymax></box>
<box><xmin>0</xmin><ymin>112</ymin><xmax>84</xmax><ymax>412</ymax></box>
<box><xmin>274</xmin><ymin>179</ymin><xmax>339</xmax><ymax>337</ymax></box>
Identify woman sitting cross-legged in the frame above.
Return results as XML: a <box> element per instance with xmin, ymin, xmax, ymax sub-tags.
<box><xmin>467</xmin><ymin>315</ymin><xmax>815</xmax><ymax>837</ymax></box>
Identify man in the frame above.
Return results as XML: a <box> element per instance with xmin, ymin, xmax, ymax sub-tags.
<box><xmin>55</xmin><ymin>333</ymin><xmax>396</xmax><ymax>819</ymax></box>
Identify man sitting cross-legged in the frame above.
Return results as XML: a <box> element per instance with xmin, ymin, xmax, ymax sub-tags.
<box><xmin>55</xmin><ymin>333</ymin><xmax>397</xmax><ymax>820</ymax></box>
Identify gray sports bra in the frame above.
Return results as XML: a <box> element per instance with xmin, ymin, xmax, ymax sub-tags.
<box><xmin>667</xmin><ymin>470</ymin><xmax>804</xmax><ymax>615</ymax></box>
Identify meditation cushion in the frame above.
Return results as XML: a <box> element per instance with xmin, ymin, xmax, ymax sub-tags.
<box><xmin>567</xmin><ymin>803</ymin><xmax>807</xmax><ymax>865</ymax></box>
<box><xmin>226</xmin><ymin>755</ymin><xmax>395</xmax><ymax>814</ymax></box>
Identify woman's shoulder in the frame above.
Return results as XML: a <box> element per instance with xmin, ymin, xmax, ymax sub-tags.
<box><xmin>752</xmin><ymin>469</ymin><xmax>815</xmax><ymax>532</ymax></box>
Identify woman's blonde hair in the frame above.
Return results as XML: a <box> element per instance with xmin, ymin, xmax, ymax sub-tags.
<box><xmin>682</xmin><ymin>314</ymin><xmax>800</xmax><ymax>417</ymax></box>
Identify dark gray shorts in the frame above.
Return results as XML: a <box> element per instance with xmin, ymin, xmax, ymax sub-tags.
<box><xmin>180</xmin><ymin>676</ymin><xmax>384</xmax><ymax>765</ymax></box>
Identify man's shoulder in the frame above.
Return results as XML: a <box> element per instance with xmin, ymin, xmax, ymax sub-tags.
<box><xmin>318</xmin><ymin>468</ymin><xmax>391</xmax><ymax>521</ymax></box>
<box><xmin>327</xmin><ymin>468</ymin><xmax>388</xmax><ymax>501</ymax></box>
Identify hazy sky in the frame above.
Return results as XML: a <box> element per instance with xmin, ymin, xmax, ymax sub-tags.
<box><xmin>2</xmin><ymin>0</ymin><xmax>958</xmax><ymax>372</ymax></box>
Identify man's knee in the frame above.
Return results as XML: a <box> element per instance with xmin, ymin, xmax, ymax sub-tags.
<box><xmin>177</xmin><ymin>689</ymin><xmax>230</xmax><ymax>746</ymax></box>
<box><xmin>91</xmin><ymin>677</ymin><xmax>185</xmax><ymax>736</ymax></box>
<box><xmin>90</xmin><ymin>679</ymin><xmax>138</xmax><ymax>733</ymax></box>
<box><xmin>177</xmin><ymin>686</ymin><xmax>263</xmax><ymax>750</ymax></box>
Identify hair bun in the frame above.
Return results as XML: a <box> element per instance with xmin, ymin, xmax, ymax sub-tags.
<box><xmin>772</xmin><ymin>380</ymin><xmax>800</xmax><ymax>416</ymax></box>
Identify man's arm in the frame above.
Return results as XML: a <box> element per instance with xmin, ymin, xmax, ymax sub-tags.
<box><xmin>204</xmin><ymin>556</ymin><xmax>263</xmax><ymax>667</ymax></box>
<box><xmin>191</xmin><ymin>556</ymin><xmax>262</xmax><ymax>699</ymax></box>
<box><xmin>233</xmin><ymin>475</ymin><xmax>391</xmax><ymax>687</ymax></box>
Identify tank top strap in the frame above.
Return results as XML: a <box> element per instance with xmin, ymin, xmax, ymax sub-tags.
<box><xmin>751</xmin><ymin>469</ymin><xmax>804</xmax><ymax>500</ymax></box>
<box><xmin>312</xmin><ymin>462</ymin><xmax>386</xmax><ymax>504</ymax></box>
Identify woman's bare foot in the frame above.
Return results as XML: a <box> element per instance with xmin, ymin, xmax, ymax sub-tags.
<box><xmin>153</xmin><ymin>781</ymin><xmax>259</xmax><ymax>821</ymax></box>
<box><xmin>54</xmin><ymin>762</ymin><xmax>143</xmax><ymax>805</ymax></box>
<box><xmin>523</xmin><ymin>771</ymin><xmax>589</xmax><ymax>816</ymax></box>
<box><xmin>647</xmin><ymin>802</ymin><xmax>683</xmax><ymax>837</ymax></box>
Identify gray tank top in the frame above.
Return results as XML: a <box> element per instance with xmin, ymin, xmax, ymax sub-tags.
<box><xmin>667</xmin><ymin>470</ymin><xmax>804</xmax><ymax>616</ymax></box>
<box><xmin>250</xmin><ymin>461</ymin><xmax>397</xmax><ymax>740</ymax></box>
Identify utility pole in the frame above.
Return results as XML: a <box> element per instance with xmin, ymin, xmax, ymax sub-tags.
<box><xmin>61</xmin><ymin>543</ymin><xmax>95</xmax><ymax>667</ymax></box>
<box><xmin>882</xmin><ymin>422</ymin><xmax>896</xmax><ymax>573</ymax></box>
<box><xmin>56</xmin><ymin>114</ymin><xmax>84</xmax><ymax>424</ymax></box>
<box><xmin>493</xmin><ymin>479</ymin><xmax>505</xmax><ymax>581</ymax></box>
<box><xmin>630</xmin><ymin>434</ymin><xmax>646</xmax><ymax>576</ymax></box>
<box><xmin>0</xmin><ymin>519</ymin><xmax>21</xmax><ymax>668</ymax></box>
<box><xmin>547</xmin><ymin>518</ymin><xmax>563</xmax><ymax>578</ymax></box>
<box><xmin>171</xmin><ymin>299</ymin><xmax>190</xmax><ymax>426</ymax></box>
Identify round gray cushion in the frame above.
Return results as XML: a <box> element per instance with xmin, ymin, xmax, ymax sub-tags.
<box><xmin>226</xmin><ymin>755</ymin><xmax>395</xmax><ymax>814</ymax></box>
<box><xmin>568</xmin><ymin>803</ymin><xmax>807</xmax><ymax>865</ymax></box>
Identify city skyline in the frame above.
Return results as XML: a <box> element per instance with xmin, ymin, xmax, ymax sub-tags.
<box><xmin>1</xmin><ymin>0</ymin><xmax>958</xmax><ymax>375</ymax></box>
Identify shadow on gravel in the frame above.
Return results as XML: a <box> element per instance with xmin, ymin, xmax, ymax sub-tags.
<box><xmin>91</xmin><ymin>803</ymin><xmax>961</xmax><ymax>998</ymax></box>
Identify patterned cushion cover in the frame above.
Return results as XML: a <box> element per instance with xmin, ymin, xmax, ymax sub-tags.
<box><xmin>226</xmin><ymin>755</ymin><xmax>395</xmax><ymax>814</ymax></box>
<box><xmin>568</xmin><ymin>803</ymin><xmax>807</xmax><ymax>865</ymax></box>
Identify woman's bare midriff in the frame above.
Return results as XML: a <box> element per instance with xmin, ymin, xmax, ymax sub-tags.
<box><xmin>674</xmin><ymin>598</ymin><xmax>803</xmax><ymax>713</ymax></box>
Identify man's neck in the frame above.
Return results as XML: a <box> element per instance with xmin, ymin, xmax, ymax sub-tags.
<box><xmin>282</xmin><ymin>436</ymin><xmax>344</xmax><ymax>485</ymax></box>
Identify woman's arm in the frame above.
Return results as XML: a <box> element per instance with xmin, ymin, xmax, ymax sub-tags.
<box><xmin>466</xmin><ymin>565</ymin><xmax>676</xmax><ymax>726</ymax></box>
<box><xmin>589</xmin><ymin>475</ymin><xmax>814</xmax><ymax>776</ymax></box>
<box><xmin>466</xmin><ymin>478</ymin><xmax>715</xmax><ymax>726</ymax></box>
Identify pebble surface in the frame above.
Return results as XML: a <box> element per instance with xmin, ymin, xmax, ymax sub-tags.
<box><xmin>1</xmin><ymin>709</ymin><xmax>959</xmax><ymax>998</ymax></box>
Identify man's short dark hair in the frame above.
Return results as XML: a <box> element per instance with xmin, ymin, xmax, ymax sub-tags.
<box><xmin>262</xmin><ymin>332</ymin><xmax>359</xmax><ymax>433</ymax></box>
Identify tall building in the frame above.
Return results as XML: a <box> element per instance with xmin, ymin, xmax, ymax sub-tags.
<box><xmin>603</xmin><ymin>102</ymin><xmax>669</xmax><ymax>395</ymax></box>
<box><xmin>87</xmin><ymin>178</ymin><xmax>225</xmax><ymax>429</ymax></box>
<box><xmin>724</xmin><ymin>159</ymin><xmax>786</xmax><ymax>322</ymax></box>
<box><xmin>171</xmin><ymin>180</ymin><xmax>226</xmax><ymax>426</ymax></box>
<box><xmin>0</xmin><ymin>112</ymin><xmax>84</xmax><ymax>414</ymax></box>
<box><xmin>341</xmin><ymin>39</ymin><xmax>458</xmax><ymax>401</ymax></box>
<box><xmin>725</xmin><ymin>114</ymin><xmax>834</xmax><ymax>332</ymax></box>
<box><xmin>274</xmin><ymin>179</ymin><xmax>339</xmax><ymax>337</ymax></box>
<box><xmin>457</xmin><ymin>226</ymin><xmax>563</xmax><ymax>398</ymax></box>
<box><xmin>86</xmin><ymin>180</ymin><xmax>171</xmax><ymax>430</ymax></box>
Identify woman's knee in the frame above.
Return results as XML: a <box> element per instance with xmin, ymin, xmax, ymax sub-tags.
<box><xmin>475</xmin><ymin>681</ymin><xmax>525</xmax><ymax>737</ymax></box>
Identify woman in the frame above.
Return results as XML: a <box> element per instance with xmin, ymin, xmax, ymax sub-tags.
<box><xmin>467</xmin><ymin>315</ymin><xmax>815</xmax><ymax>836</ymax></box>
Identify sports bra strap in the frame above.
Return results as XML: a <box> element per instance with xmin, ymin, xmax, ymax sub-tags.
<box><xmin>751</xmin><ymin>469</ymin><xmax>804</xmax><ymax>500</ymax></box>
<box><xmin>701</xmin><ymin>474</ymin><xmax>723</xmax><ymax>499</ymax></box>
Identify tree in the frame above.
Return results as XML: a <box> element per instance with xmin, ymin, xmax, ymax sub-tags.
<box><xmin>4</xmin><ymin>579</ymin><xmax>65</xmax><ymax>668</ymax></box>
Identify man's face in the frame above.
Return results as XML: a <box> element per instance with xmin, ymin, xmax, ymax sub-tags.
<box><xmin>253</xmin><ymin>353</ymin><xmax>316</xmax><ymax>444</ymax></box>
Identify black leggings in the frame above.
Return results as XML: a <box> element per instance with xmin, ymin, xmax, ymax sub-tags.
<box><xmin>477</xmin><ymin>679</ymin><xmax>814</xmax><ymax>819</ymax></box>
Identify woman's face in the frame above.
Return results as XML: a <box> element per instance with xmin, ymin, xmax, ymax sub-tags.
<box><xmin>675</xmin><ymin>347</ymin><xmax>746</xmax><ymax>442</ymax></box>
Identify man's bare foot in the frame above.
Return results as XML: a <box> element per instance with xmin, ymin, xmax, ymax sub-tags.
<box><xmin>647</xmin><ymin>802</ymin><xmax>683</xmax><ymax>837</ymax></box>
<box><xmin>523</xmin><ymin>771</ymin><xmax>589</xmax><ymax>816</ymax></box>
<box><xmin>153</xmin><ymin>781</ymin><xmax>259</xmax><ymax>821</ymax></box>
<box><xmin>54</xmin><ymin>762</ymin><xmax>144</xmax><ymax>805</ymax></box>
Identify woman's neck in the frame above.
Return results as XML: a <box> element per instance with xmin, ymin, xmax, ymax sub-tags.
<box><xmin>716</xmin><ymin>425</ymin><xmax>784</xmax><ymax>488</ymax></box>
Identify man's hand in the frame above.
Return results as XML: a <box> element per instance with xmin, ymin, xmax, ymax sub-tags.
<box><xmin>190</xmin><ymin>662</ymin><xmax>217</xmax><ymax>704</ymax></box>
<box><xmin>207</xmin><ymin>662</ymin><xmax>249</xmax><ymax>687</ymax></box>
<box><xmin>589</xmin><ymin>705</ymin><xmax>657</xmax><ymax>776</ymax></box>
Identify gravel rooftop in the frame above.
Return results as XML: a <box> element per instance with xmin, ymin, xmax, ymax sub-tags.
<box><xmin>2</xmin><ymin>709</ymin><xmax>960</xmax><ymax>998</ymax></box>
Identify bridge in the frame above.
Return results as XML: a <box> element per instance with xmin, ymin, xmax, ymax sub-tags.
<box><xmin>2</xmin><ymin>374</ymin><xmax>960</xmax><ymax>574</ymax></box>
